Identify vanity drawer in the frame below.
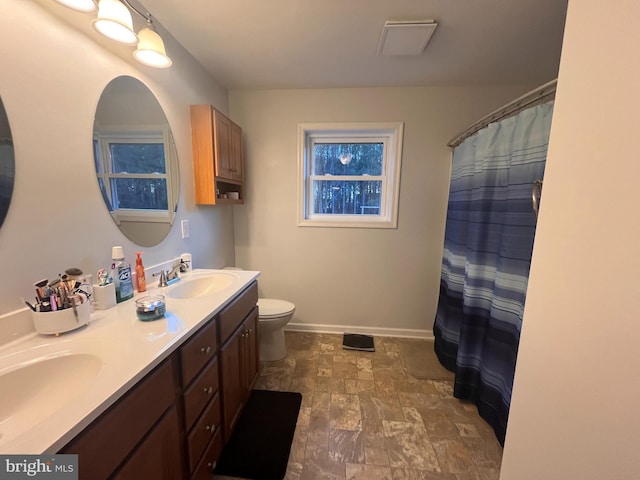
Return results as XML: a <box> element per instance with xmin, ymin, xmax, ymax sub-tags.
<box><xmin>181</xmin><ymin>319</ymin><xmax>217</xmax><ymax>385</ymax></box>
<box><xmin>190</xmin><ymin>428</ymin><xmax>223</xmax><ymax>480</ymax></box>
<box><xmin>183</xmin><ymin>357</ymin><xmax>219</xmax><ymax>430</ymax></box>
<box><xmin>60</xmin><ymin>358</ymin><xmax>176</xmax><ymax>480</ymax></box>
<box><xmin>218</xmin><ymin>281</ymin><xmax>258</xmax><ymax>344</ymax></box>
<box><xmin>187</xmin><ymin>392</ymin><xmax>222</xmax><ymax>472</ymax></box>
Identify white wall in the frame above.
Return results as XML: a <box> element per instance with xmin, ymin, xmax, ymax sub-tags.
<box><xmin>0</xmin><ymin>1</ymin><xmax>235</xmax><ymax>326</ymax></box>
<box><xmin>500</xmin><ymin>1</ymin><xmax>640</xmax><ymax>478</ymax></box>
<box><xmin>230</xmin><ymin>86</ymin><xmax>533</xmax><ymax>337</ymax></box>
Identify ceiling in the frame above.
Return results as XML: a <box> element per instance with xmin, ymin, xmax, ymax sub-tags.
<box><xmin>140</xmin><ymin>0</ymin><xmax>568</xmax><ymax>90</ymax></box>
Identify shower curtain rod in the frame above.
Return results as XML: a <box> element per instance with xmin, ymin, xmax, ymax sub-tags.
<box><xmin>447</xmin><ymin>79</ymin><xmax>557</xmax><ymax>148</ymax></box>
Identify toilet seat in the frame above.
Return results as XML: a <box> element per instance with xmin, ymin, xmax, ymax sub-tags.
<box><xmin>258</xmin><ymin>298</ymin><xmax>295</xmax><ymax>319</ymax></box>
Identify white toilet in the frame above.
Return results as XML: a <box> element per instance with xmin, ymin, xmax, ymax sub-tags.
<box><xmin>257</xmin><ymin>298</ymin><xmax>295</xmax><ymax>362</ymax></box>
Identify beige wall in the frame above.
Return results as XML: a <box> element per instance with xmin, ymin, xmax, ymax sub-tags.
<box><xmin>500</xmin><ymin>0</ymin><xmax>640</xmax><ymax>478</ymax></box>
<box><xmin>230</xmin><ymin>86</ymin><xmax>533</xmax><ymax>336</ymax></box>
<box><xmin>0</xmin><ymin>0</ymin><xmax>236</xmax><ymax>318</ymax></box>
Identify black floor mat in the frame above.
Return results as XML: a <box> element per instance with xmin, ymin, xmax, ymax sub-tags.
<box><xmin>213</xmin><ymin>389</ymin><xmax>302</xmax><ymax>480</ymax></box>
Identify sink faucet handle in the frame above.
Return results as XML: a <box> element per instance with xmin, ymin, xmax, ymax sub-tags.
<box><xmin>153</xmin><ymin>270</ymin><xmax>168</xmax><ymax>287</ymax></box>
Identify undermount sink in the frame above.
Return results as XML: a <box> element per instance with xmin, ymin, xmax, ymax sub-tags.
<box><xmin>0</xmin><ymin>353</ymin><xmax>102</xmax><ymax>424</ymax></box>
<box><xmin>167</xmin><ymin>272</ymin><xmax>236</xmax><ymax>299</ymax></box>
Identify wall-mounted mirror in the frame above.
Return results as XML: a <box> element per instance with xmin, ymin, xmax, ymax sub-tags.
<box><xmin>0</xmin><ymin>96</ymin><xmax>15</xmax><ymax>231</ymax></box>
<box><xmin>93</xmin><ymin>76</ymin><xmax>179</xmax><ymax>247</ymax></box>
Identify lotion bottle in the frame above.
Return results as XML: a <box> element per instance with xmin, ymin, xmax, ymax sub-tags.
<box><xmin>135</xmin><ymin>252</ymin><xmax>147</xmax><ymax>293</ymax></box>
<box><xmin>112</xmin><ymin>246</ymin><xmax>134</xmax><ymax>303</ymax></box>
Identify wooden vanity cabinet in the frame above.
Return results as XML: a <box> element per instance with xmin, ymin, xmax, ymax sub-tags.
<box><xmin>218</xmin><ymin>282</ymin><xmax>260</xmax><ymax>441</ymax></box>
<box><xmin>58</xmin><ymin>282</ymin><xmax>259</xmax><ymax>480</ymax></box>
<box><xmin>178</xmin><ymin>318</ymin><xmax>224</xmax><ymax>478</ymax></box>
<box><xmin>59</xmin><ymin>358</ymin><xmax>182</xmax><ymax>480</ymax></box>
<box><xmin>190</xmin><ymin>104</ymin><xmax>244</xmax><ymax>205</ymax></box>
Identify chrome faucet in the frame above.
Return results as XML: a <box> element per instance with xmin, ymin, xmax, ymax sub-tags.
<box><xmin>153</xmin><ymin>260</ymin><xmax>188</xmax><ymax>287</ymax></box>
<box><xmin>167</xmin><ymin>260</ymin><xmax>188</xmax><ymax>281</ymax></box>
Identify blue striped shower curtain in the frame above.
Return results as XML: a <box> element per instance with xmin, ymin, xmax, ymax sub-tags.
<box><xmin>434</xmin><ymin>102</ymin><xmax>554</xmax><ymax>445</ymax></box>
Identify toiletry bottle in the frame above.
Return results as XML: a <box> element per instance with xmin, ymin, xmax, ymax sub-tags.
<box><xmin>135</xmin><ymin>252</ymin><xmax>147</xmax><ymax>293</ymax></box>
<box><xmin>112</xmin><ymin>246</ymin><xmax>134</xmax><ymax>303</ymax></box>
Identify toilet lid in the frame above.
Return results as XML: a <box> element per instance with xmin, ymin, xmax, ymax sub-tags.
<box><xmin>258</xmin><ymin>298</ymin><xmax>295</xmax><ymax>318</ymax></box>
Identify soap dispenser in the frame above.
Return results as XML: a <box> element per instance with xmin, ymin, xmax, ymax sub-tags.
<box><xmin>135</xmin><ymin>252</ymin><xmax>146</xmax><ymax>293</ymax></box>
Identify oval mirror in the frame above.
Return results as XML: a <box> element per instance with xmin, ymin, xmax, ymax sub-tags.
<box><xmin>0</xmin><ymin>96</ymin><xmax>15</xmax><ymax>230</ymax></box>
<box><xmin>93</xmin><ymin>76</ymin><xmax>179</xmax><ymax>247</ymax></box>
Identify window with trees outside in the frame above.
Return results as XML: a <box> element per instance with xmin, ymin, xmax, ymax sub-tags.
<box><xmin>94</xmin><ymin>127</ymin><xmax>177</xmax><ymax>224</ymax></box>
<box><xmin>298</xmin><ymin>122</ymin><xmax>403</xmax><ymax>228</ymax></box>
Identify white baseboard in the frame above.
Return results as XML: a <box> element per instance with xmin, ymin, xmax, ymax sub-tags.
<box><xmin>285</xmin><ymin>322</ymin><xmax>434</xmax><ymax>340</ymax></box>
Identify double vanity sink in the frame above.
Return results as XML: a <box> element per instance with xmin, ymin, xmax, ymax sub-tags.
<box><xmin>0</xmin><ymin>269</ymin><xmax>260</xmax><ymax>456</ymax></box>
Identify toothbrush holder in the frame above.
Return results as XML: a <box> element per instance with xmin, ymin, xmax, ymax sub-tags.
<box><xmin>93</xmin><ymin>283</ymin><xmax>117</xmax><ymax>310</ymax></box>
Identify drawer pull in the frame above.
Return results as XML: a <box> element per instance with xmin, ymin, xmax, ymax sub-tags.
<box><xmin>205</xmin><ymin>424</ymin><xmax>216</xmax><ymax>433</ymax></box>
<box><xmin>207</xmin><ymin>461</ymin><xmax>217</xmax><ymax>471</ymax></box>
<box><xmin>204</xmin><ymin>386</ymin><xmax>214</xmax><ymax>395</ymax></box>
<box><xmin>200</xmin><ymin>345</ymin><xmax>211</xmax><ymax>355</ymax></box>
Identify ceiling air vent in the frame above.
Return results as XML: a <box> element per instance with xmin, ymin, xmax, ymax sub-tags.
<box><xmin>377</xmin><ymin>20</ymin><xmax>438</xmax><ymax>56</ymax></box>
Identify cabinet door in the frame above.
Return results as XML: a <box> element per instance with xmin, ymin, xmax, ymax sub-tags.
<box><xmin>113</xmin><ymin>408</ymin><xmax>183</xmax><ymax>480</ymax></box>
<box><xmin>213</xmin><ymin>110</ymin><xmax>233</xmax><ymax>180</ymax></box>
<box><xmin>229</xmin><ymin>121</ymin><xmax>243</xmax><ymax>182</ymax></box>
<box><xmin>240</xmin><ymin>308</ymin><xmax>259</xmax><ymax>400</ymax></box>
<box><xmin>220</xmin><ymin>328</ymin><xmax>243</xmax><ymax>441</ymax></box>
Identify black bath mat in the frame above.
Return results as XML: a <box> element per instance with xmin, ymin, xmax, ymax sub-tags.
<box><xmin>214</xmin><ymin>389</ymin><xmax>302</xmax><ymax>480</ymax></box>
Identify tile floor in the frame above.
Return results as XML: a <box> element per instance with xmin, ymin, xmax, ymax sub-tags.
<box><xmin>254</xmin><ymin>332</ymin><xmax>503</xmax><ymax>480</ymax></box>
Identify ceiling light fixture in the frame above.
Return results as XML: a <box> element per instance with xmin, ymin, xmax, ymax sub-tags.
<box><xmin>51</xmin><ymin>0</ymin><xmax>172</xmax><ymax>68</ymax></box>
<box><xmin>134</xmin><ymin>18</ymin><xmax>172</xmax><ymax>68</ymax></box>
<box><xmin>377</xmin><ymin>20</ymin><xmax>438</xmax><ymax>56</ymax></box>
<box><xmin>92</xmin><ymin>0</ymin><xmax>137</xmax><ymax>45</ymax></box>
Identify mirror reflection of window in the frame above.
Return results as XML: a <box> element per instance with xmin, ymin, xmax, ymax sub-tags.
<box><xmin>93</xmin><ymin>76</ymin><xmax>179</xmax><ymax>246</ymax></box>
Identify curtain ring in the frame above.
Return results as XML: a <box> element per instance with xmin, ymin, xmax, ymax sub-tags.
<box><xmin>532</xmin><ymin>180</ymin><xmax>543</xmax><ymax>218</ymax></box>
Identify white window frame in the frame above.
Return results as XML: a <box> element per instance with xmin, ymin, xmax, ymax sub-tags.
<box><xmin>94</xmin><ymin>125</ymin><xmax>177</xmax><ymax>225</ymax></box>
<box><xmin>297</xmin><ymin>122</ymin><xmax>403</xmax><ymax>228</ymax></box>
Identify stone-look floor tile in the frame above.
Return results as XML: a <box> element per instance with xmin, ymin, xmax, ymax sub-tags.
<box><xmin>311</xmin><ymin>391</ymin><xmax>331</xmax><ymax>414</ymax></box>
<box><xmin>307</xmin><ymin>413</ymin><xmax>331</xmax><ymax>446</ymax></box>
<box><xmin>302</xmin><ymin>443</ymin><xmax>346</xmax><ymax>480</ymax></box>
<box><xmin>364</xmin><ymin>430</ymin><xmax>390</xmax><ymax>467</ymax></box>
<box><xmin>330</xmin><ymin>393</ymin><xmax>362</xmax><ymax>430</ymax></box>
<box><xmin>476</xmin><ymin>468</ymin><xmax>501</xmax><ymax>480</ymax></box>
<box><xmin>454</xmin><ymin>423</ymin><xmax>480</xmax><ymax>438</ymax></box>
<box><xmin>285</xmin><ymin>461</ymin><xmax>303</xmax><ymax>480</ymax></box>
<box><xmin>290</xmin><ymin>376</ymin><xmax>317</xmax><ymax>394</ymax></box>
<box><xmin>433</xmin><ymin>381</ymin><xmax>454</xmax><ymax>397</ymax></box>
<box><xmin>403</xmin><ymin>406</ymin><xmax>423</xmax><ymax>424</ymax></box>
<box><xmin>333</xmin><ymin>361</ymin><xmax>359</xmax><ymax>379</ymax></box>
<box><xmin>329</xmin><ymin>429</ymin><xmax>365</xmax><ymax>463</ymax></box>
<box><xmin>275</xmin><ymin>332</ymin><xmax>502</xmax><ymax>480</ymax></box>
<box><xmin>289</xmin><ymin>425</ymin><xmax>309</xmax><ymax>464</ymax></box>
<box><xmin>382</xmin><ymin>420</ymin><xmax>440</xmax><ymax>471</ymax></box>
<box><xmin>431</xmin><ymin>439</ymin><xmax>477</xmax><ymax>475</ymax></box>
<box><xmin>345</xmin><ymin>379</ymin><xmax>376</xmax><ymax>395</ymax></box>
<box><xmin>419</xmin><ymin>409</ymin><xmax>460</xmax><ymax>440</ymax></box>
<box><xmin>346</xmin><ymin>463</ymin><xmax>393</xmax><ymax>480</ymax></box>
<box><xmin>461</xmin><ymin>438</ymin><xmax>503</xmax><ymax>470</ymax></box>
<box><xmin>391</xmin><ymin>469</ymin><xmax>458</xmax><ymax>480</ymax></box>
<box><xmin>297</xmin><ymin>406</ymin><xmax>312</xmax><ymax>427</ymax></box>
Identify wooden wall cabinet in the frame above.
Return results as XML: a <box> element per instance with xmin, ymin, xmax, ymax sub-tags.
<box><xmin>190</xmin><ymin>104</ymin><xmax>244</xmax><ymax>205</ymax></box>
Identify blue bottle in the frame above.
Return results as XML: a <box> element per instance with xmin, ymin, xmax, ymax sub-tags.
<box><xmin>112</xmin><ymin>246</ymin><xmax>134</xmax><ymax>303</ymax></box>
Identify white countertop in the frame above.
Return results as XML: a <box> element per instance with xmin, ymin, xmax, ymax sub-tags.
<box><xmin>0</xmin><ymin>269</ymin><xmax>260</xmax><ymax>454</ymax></box>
